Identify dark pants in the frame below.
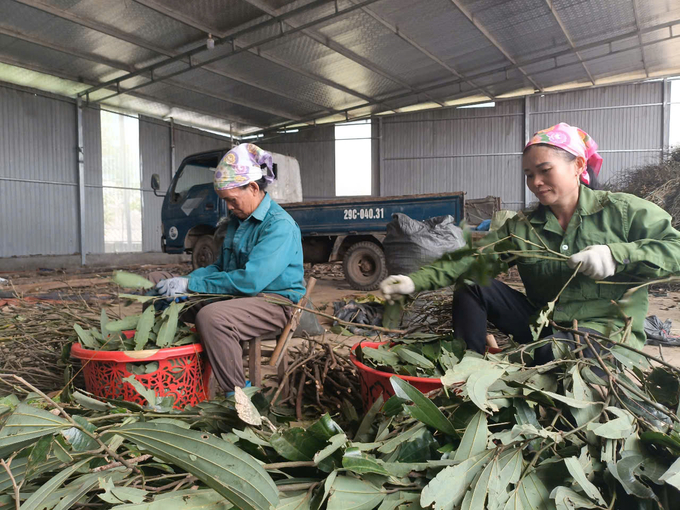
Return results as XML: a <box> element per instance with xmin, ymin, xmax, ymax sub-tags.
<box><xmin>452</xmin><ymin>279</ymin><xmax>600</xmax><ymax>365</ymax></box>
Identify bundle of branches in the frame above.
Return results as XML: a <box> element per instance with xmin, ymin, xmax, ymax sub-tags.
<box><xmin>2</xmin><ymin>331</ymin><xmax>680</xmax><ymax>510</ymax></box>
<box><xmin>607</xmin><ymin>147</ymin><xmax>680</xmax><ymax>227</ymax></box>
<box><xmin>270</xmin><ymin>338</ymin><xmax>362</xmax><ymax>421</ymax></box>
<box><xmin>0</xmin><ymin>297</ymin><xmax>100</xmax><ymax>394</ymax></box>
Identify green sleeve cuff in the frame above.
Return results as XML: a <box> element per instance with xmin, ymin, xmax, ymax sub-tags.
<box><xmin>409</xmin><ymin>271</ymin><xmax>432</xmax><ymax>293</ymax></box>
<box><xmin>607</xmin><ymin>242</ymin><xmax>634</xmax><ymax>273</ymax></box>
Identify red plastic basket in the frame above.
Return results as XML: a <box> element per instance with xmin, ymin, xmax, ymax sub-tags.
<box><xmin>71</xmin><ymin>332</ymin><xmax>211</xmax><ymax>411</ymax></box>
<box><xmin>350</xmin><ymin>340</ymin><xmax>501</xmax><ymax>409</ymax></box>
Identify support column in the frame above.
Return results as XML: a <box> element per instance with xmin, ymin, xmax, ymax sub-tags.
<box><xmin>662</xmin><ymin>78</ymin><xmax>670</xmax><ymax>156</ymax></box>
<box><xmin>379</xmin><ymin>116</ymin><xmax>385</xmax><ymax>197</ymax></box>
<box><xmin>170</xmin><ymin>117</ymin><xmax>176</xmax><ymax>178</ymax></box>
<box><xmin>523</xmin><ymin>95</ymin><xmax>531</xmax><ymax>208</ymax></box>
<box><xmin>76</xmin><ymin>99</ymin><xmax>87</xmax><ymax>265</ymax></box>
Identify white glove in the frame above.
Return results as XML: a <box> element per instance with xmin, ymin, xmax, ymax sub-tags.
<box><xmin>380</xmin><ymin>275</ymin><xmax>415</xmax><ymax>302</ymax></box>
<box><xmin>567</xmin><ymin>245</ymin><xmax>616</xmax><ymax>280</ymax></box>
<box><xmin>155</xmin><ymin>277</ymin><xmax>189</xmax><ymax>298</ymax></box>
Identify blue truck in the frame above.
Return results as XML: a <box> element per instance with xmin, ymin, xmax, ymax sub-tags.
<box><xmin>151</xmin><ymin>148</ymin><xmax>465</xmax><ymax>290</ymax></box>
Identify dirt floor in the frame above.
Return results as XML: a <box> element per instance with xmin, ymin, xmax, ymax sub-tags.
<box><xmin>2</xmin><ymin>261</ymin><xmax>680</xmax><ymax>370</ymax></box>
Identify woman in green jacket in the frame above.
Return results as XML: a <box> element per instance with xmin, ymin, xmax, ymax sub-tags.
<box><xmin>380</xmin><ymin>123</ymin><xmax>680</xmax><ymax>363</ymax></box>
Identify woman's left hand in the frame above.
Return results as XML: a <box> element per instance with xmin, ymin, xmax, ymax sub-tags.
<box><xmin>567</xmin><ymin>245</ymin><xmax>616</xmax><ymax>279</ymax></box>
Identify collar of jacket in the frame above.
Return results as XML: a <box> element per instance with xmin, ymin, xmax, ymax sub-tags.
<box><xmin>528</xmin><ymin>185</ymin><xmax>607</xmax><ymax>226</ymax></box>
<box><xmin>248</xmin><ymin>192</ymin><xmax>272</xmax><ymax>222</ymax></box>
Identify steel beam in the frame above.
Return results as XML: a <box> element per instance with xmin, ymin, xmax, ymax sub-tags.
<box><xmin>76</xmin><ymin>99</ymin><xmax>86</xmax><ymax>265</ymax></box>
<box><xmin>92</xmin><ymin>0</ymin><xmax>383</xmax><ymax>104</ymax></box>
<box><xmin>545</xmin><ymin>0</ymin><xmax>595</xmax><ymax>85</ymax></box>
<box><xmin>79</xmin><ymin>0</ymin><xmax>334</xmax><ymax>98</ymax></box>
<box><xmin>448</xmin><ymin>0</ymin><xmax>544</xmax><ymax>92</ymax></box>
<box><xmin>12</xmin><ymin>0</ymin><xmax>338</xmax><ymax>113</ymax></box>
<box><xmin>135</xmin><ymin>0</ymin><xmax>408</xmax><ymax>110</ymax></box>
<box><xmin>345</xmin><ymin>0</ymin><xmax>496</xmax><ymax>99</ymax></box>
<box><xmin>241</xmin><ymin>0</ymin><xmax>445</xmax><ymax>106</ymax></box>
<box><xmin>631</xmin><ymin>0</ymin><xmax>650</xmax><ymax>78</ymax></box>
<box><xmin>0</xmin><ymin>25</ymin><xmax>305</xmax><ymax>122</ymax></box>
<box><xmin>267</xmin><ymin>21</ymin><xmax>680</xmax><ymax>131</ymax></box>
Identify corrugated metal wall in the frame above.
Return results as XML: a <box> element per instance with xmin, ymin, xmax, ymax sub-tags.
<box><xmin>381</xmin><ymin>81</ymin><xmax>668</xmax><ymax>209</ymax></box>
<box><xmin>0</xmin><ymin>84</ymin><xmax>79</xmax><ymax>257</ymax></box>
<box><xmin>140</xmin><ymin>117</ymin><xmax>170</xmax><ymax>253</ymax></box>
<box><xmin>259</xmin><ymin>126</ymin><xmax>336</xmax><ymax>199</ymax></box>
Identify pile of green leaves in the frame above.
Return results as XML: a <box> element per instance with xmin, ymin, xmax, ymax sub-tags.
<box><xmin>355</xmin><ymin>334</ymin><xmax>466</xmax><ymax>378</ymax></box>
<box><xmin>2</xmin><ymin>331</ymin><xmax>680</xmax><ymax>510</ymax></box>
<box><xmin>73</xmin><ymin>272</ymin><xmax>198</xmax><ymax>352</ymax></box>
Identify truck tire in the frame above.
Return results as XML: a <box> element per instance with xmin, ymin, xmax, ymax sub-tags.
<box><xmin>343</xmin><ymin>241</ymin><xmax>387</xmax><ymax>291</ymax></box>
<box><xmin>192</xmin><ymin>235</ymin><xmax>219</xmax><ymax>269</ymax></box>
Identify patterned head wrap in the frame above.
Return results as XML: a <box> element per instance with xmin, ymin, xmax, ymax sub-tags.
<box><xmin>214</xmin><ymin>143</ymin><xmax>275</xmax><ymax>191</ymax></box>
<box><xmin>524</xmin><ymin>122</ymin><xmax>603</xmax><ymax>186</ymax></box>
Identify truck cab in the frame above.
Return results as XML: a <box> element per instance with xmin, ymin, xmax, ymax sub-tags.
<box><xmin>154</xmin><ymin>148</ymin><xmax>303</xmax><ymax>268</ymax></box>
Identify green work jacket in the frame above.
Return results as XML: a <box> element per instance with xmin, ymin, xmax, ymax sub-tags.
<box><xmin>409</xmin><ymin>185</ymin><xmax>680</xmax><ymax>348</ymax></box>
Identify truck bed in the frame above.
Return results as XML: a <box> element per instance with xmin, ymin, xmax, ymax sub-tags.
<box><xmin>282</xmin><ymin>192</ymin><xmax>465</xmax><ymax>236</ymax></box>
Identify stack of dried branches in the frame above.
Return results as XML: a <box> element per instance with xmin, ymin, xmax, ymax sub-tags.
<box><xmin>269</xmin><ymin>338</ymin><xmax>362</xmax><ymax>419</ymax></box>
<box><xmin>607</xmin><ymin>147</ymin><xmax>680</xmax><ymax>227</ymax></box>
<box><xmin>0</xmin><ymin>296</ymin><xmax>102</xmax><ymax>394</ymax></box>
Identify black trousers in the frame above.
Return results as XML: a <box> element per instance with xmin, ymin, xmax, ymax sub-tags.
<box><xmin>452</xmin><ymin>279</ymin><xmax>600</xmax><ymax>365</ymax></box>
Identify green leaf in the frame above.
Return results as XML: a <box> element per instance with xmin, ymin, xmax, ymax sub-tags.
<box><xmin>20</xmin><ymin>458</ymin><xmax>91</xmax><ymax>510</ymax></box>
<box><xmin>99</xmin><ymin>477</ymin><xmax>148</xmax><ymax>504</ymax></box>
<box><xmin>0</xmin><ymin>456</ymin><xmax>63</xmax><ymax>493</ymax></box>
<box><xmin>608</xmin><ymin>456</ymin><xmax>658</xmax><ymax>501</ymax></box>
<box><xmin>71</xmin><ymin>391</ymin><xmax>114</xmax><ymax>411</ymax></box>
<box><xmin>157</xmin><ymin>302</ymin><xmax>180</xmax><ymax>348</ymax></box>
<box><xmin>326</xmin><ymin>476</ymin><xmax>386</xmax><ymax>510</ymax></box>
<box><xmin>73</xmin><ymin>324</ymin><xmax>98</xmax><ymax>348</ymax></box>
<box><xmin>389</xmin><ymin>377</ymin><xmax>457</xmax><ymax>436</ymax></box>
<box><xmin>645</xmin><ymin>367</ymin><xmax>680</xmax><ymax>407</ymax></box>
<box><xmin>342</xmin><ymin>448</ymin><xmax>391</xmax><ymax>476</ymax></box>
<box><xmin>0</xmin><ymin>403</ymin><xmax>70</xmax><ymax>458</ymax></box>
<box><xmin>640</xmin><ymin>431</ymin><xmax>680</xmax><ymax>454</ymax></box>
<box><xmin>454</xmin><ymin>411</ymin><xmax>488</xmax><ymax>462</ymax></box>
<box><xmin>659</xmin><ymin>456</ymin><xmax>680</xmax><ymax>490</ymax></box>
<box><xmin>566</xmin><ymin>367</ymin><xmax>600</xmax><ymax>444</ymax></box>
<box><xmin>421</xmin><ymin>450</ymin><xmax>494</xmax><ymax>510</ymax></box>
<box><xmin>550</xmin><ymin>486</ymin><xmax>598</xmax><ymax>510</ymax></box>
<box><xmin>110</xmin><ymin>490</ymin><xmax>233</xmax><ymax>510</ymax></box>
<box><xmin>563</xmin><ymin>457</ymin><xmax>605</xmax><ymax>505</ymax></box>
<box><xmin>441</xmin><ymin>354</ymin><xmax>495</xmax><ymax>386</ymax></box>
<box><xmin>61</xmin><ymin>415</ymin><xmax>98</xmax><ymax>452</ymax></box>
<box><xmin>464</xmin><ymin>369</ymin><xmax>505</xmax><ymax>414</ymax></box>
<box><xmin>277</xmin><ymin>492</ymin><xmax>311</xmax><ymax>510</ymax></box>
<box><xmin>134</xmin><ymin>305</ymin><xmax>156</xmax><ymax>350</ymax></box>
<box><xmin>271</xmin><ymin>428</ymin><xmax>326</xmax><ymax>461</ymax></box>
<box><xmin>382</xmin><ymin>302</ymin><xmax>402</xmax><ymax>330</ymax></box>
<box><xmin>504</xmin><ymin>471</ymin><xmax>550</xmax><ymax>510</ymax></box>
<box><xmin>396</xmin><ymin>428</ymin><xmax>438</xmax><ymax>463</ymax></box>
<box><xmin>110</xmin><ymin>423</ymin><xmax>279</xmax><ymax>510</ymax></box>
<box><xmin>123</xmin><ymin>375</ymin><xmax>159</xmax><ymax>408</ymax></box>
<box><xmin>312</xmin><ymin>470</ymin><xmax>337</xmax><ymax>510</ymax></box>
<box><xmin>396</xmin><ymin>348</ymin><xmax>435</xmax><ymax>370</ymax></box>
<box><xmin>106</xmin><ymin>315</ymin><xmax>141</xmax><ymax>332</ymax></box>
<box><xmin>355</xmin><ymin>394</ymin><xmax>383</xmax><ymax>443</ymax></box>
<box><xmin>525</xmin><ymin>386</ymin><xmax>596</xmax><ymax>409</ymax></box>
<box><xmin>378</xmin><ymin>423</ymin><xmax>425</xmax><ymax>454</ymax></box>
<box><xmin>610</xmin><ymin>346</ymin><xmax>651</xmax><ymax>372</ymax></box>
<box><xmin>53</xmin><ymin>472</ymin><xmax>103</xmax><ymax>510</ymax></box>
<box><xmin>377</xmin><ymin>493</ymin><xmax>419</xmax><ymax>510</ymax></box>
<box><xmin>460</xmin><ymin>454</ymin><xmax>494</xmax><ymax>510</ymax></box>
<box><xmin>308</xmin><ymin>414</ymin><xmax>344</xmax><ymax>441</ymax></box>
<box><xmin>25</xmin><ymin>435</ymin><xmax>53</xmax><ymax>476</ymax></box>
<box><xmin>587</xmin><ymin>407</ymin><xmax>634</xmax><ymax>439</ymax></box>
<box><xmin>362</xmin><ymin>347</ymin><xmax>400</xmax><ymax>368</ymax></box>
<box><xmin>118</xmin><ymin>293</ymin><xmax>156</xmax><ymax>303</ymax></box>
<box><xmin>113</xmin><ymin>271</ymin><xmax>154</xmax><ymax>289</ymax></box>
<box><xmin>529</xmin><ymin>301</ymin><xmax>555</xmax><ymax>341</ymax></box>
<box><xmin>314</xmin><ymin>434</ymin><xmax>348</xmax><ymax>465</ymax></box>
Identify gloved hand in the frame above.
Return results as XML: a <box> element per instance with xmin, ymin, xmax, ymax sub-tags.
<box><xmin>155</xmin><ymin>277</ymin><xmax>189</xmax><ymax>299</ymax></box>
<box><xmin>567</xmin><ymin>245</ymin><xmax>616</xmax><ymax>279</ymax></box>
<box><xmin>380</xmin><ymin>275</ymin><xmax>415</xmax><ymax>303</ymax></box>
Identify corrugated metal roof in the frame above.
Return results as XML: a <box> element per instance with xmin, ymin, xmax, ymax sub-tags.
<box><xmin>0</xmin><ymin>0</ymin><xmax>678</xmax><ymax>135</ymax></box>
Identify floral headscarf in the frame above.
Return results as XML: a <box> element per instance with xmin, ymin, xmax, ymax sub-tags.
<box><xmin>525</xmin><ymin>122</ymin><xmax>603</xmax><ymax>186</ymax></box>
<box><xmin>214</xmin><ymin>143</ymin><xmax>275</xmax><ymax>191</ymax></box>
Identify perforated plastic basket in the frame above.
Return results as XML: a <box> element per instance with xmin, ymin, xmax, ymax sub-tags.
<box><xmin>71</xmin><ymin>333</ymin><xmax>211</xmax><ymax>410</ymax></box>
<box><xmin>350</xmin><ymin>340</ymin><xmax>501</xmax><ymax>408</ymax></box>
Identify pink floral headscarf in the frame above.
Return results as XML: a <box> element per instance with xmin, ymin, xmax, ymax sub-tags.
<box><xmin>525</xmin><ymin>122</ymin><xmax>603</xmax><ymax>186</ymax></box>
<box><xmin>214</xmin><ymin>143</ymin><xmax>275</xmax><ymax>191</ymax></box>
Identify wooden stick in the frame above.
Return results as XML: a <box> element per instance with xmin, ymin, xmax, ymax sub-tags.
<box><xmin>269</xmin><ymin>278</ymin><xmax>317</xmax><ymax>367</ymax></box>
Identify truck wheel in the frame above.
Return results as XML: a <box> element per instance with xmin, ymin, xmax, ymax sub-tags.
<box><xmin>192</xmin><ymin>235</ymin><xmax>218</xmax><ymax>269</ymax></box>
<box><xmin>343</xmin><ymin>242</ymin><xmax>387</xmax><ymax>291</ymax></box>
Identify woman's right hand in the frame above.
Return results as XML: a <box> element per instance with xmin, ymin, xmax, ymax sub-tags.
<box><xmin>379</xmin><ymin>275</ymin><xmax>415</xmax><ymax>303</ymax></box>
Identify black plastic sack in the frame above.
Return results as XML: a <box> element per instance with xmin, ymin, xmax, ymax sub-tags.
<box><xmin>383</xmin><ymin>213</ymin><xmax>465</xmax><ymax>275</ymax></box>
